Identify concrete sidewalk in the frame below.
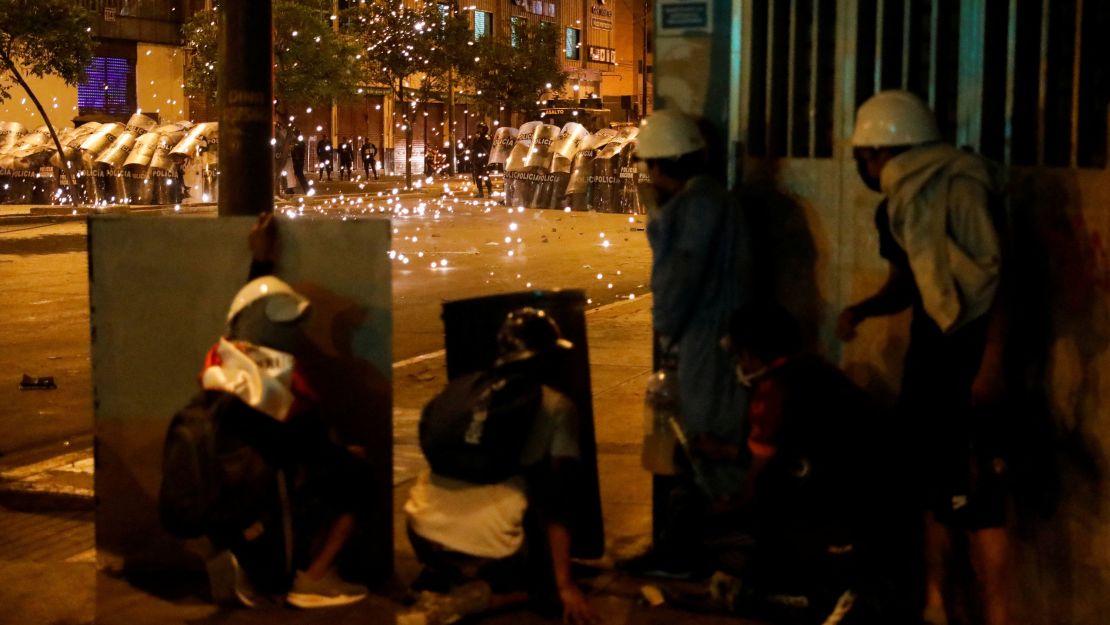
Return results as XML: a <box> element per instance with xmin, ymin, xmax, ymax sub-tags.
<box><xmin>0</xmin><ymin>294</ymin><xmax>755</xmax><ymax>625</ymax></box>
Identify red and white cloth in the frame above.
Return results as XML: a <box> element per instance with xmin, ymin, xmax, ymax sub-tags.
<box><xmin>200</xmin><ymin>338</ymin><xmax>316</xmax><ymax>422</ymax></box>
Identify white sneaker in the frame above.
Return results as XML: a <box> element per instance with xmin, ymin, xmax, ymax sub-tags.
<box><xmin>286</xmin><ymin>569</ymin><xmax>368</xmax><ymax>609</ymax></box>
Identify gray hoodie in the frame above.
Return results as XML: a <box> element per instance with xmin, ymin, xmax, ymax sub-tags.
<box><xmin>880</xmin><ymin>143</ymin><xmax>1005</xmax><ymax>332</ymax></box>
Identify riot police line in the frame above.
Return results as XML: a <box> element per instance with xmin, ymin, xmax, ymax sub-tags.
<box><xmin>491</xmin><ymin>121</ymin><xmax>648</xmax><ymax>214</ymax></box>
<box><xmin>0</xmin><ymin>114</ymin><xmax>218</xmax><ymax>205</ymax></box>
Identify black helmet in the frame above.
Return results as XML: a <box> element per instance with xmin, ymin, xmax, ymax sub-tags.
<box><xmin>496</xmin><ymin>307</ymin><xmax>573</xmax><ymax>364</ymax></box>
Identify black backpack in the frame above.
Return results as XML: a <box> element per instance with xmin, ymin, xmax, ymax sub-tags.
<box><xmin>419</xmin><ymin>370</ymin><xmax>543</xmax><ymax>484</ymax></box>
<box><xmin>159</xmin><ymin>390</ymin><xmax>286</xmax><ymax>543</ymax></box>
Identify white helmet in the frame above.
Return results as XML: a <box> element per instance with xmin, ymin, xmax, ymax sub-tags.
<box><xmin>635</xmin><ymin>109</ymin><xmax>706</xmax><ymax>159</ymax></box>
<box><xmin>227</xmin><ymin>276</ymin><xmax>310</xmax><ymax>323</ymax></box>
<box><xmin>851</xmin><ymin>90</ymin><xmax>940</xmax><ymax>147</ymax></box>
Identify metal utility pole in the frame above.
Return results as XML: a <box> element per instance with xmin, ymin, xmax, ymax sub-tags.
<box><xmin>218</xmin><ymin>0</ymin><xmax>273</xmax><ymax>216</ymax></box>
<box><xmin>641</xmin><ymin>0</ymin><xmax>649</xmax><ymax>119</ymax></box>
<box><xmin>331</xmin><ymin>0</ymin><xmax>340</xmax><ymax>151</ymax></box>
<box><xmin>448</xmin><ymin>68</ymin><xmax>457</xmax><ymax>175</ymax></box>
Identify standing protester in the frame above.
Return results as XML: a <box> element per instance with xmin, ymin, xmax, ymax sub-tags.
<box><xmin>360</xmin><ymin>138</ymin><xmax>378</xmax><ymax>180</ymax></box>
<box><xmin>338</xmin><ymin>136</ymin><xmax>354</xmax><ymax>181</ymax></box>
<box><xmin>315</xmin><ymin>134</ymin><xmax>333</xmax><ymax>181</ymax></box>
<box><xmin>469</xmin><ymin>123</ymin><xmax>493</xmax><ymax>198</ymax></box>
<box><xmin>837</xmin><ymin>90</ymin><xmax>1011</xmax><ymax>625</ymax></box>
<box><xmin>625</xmin><ymin>109</ymin><xmax>751</xmax><ymax>578</ymax></box>
<box><xmin>290</xmin><ymin>128</ymin><xmax>308</xmax><ymax>194</ymax></box>
<box><xmin>402</xmin><ymin>308</ymin><xmax>598</xmax><ymax>625</ymax></box>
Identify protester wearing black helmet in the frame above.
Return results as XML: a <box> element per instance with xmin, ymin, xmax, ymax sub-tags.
<box><xmin>402</xmin><ymin>307</ymin><xmax>599</xmax><ymax>625</ymax></box>
<box><xmin>469</xmin><ymin>123</ymin><xmax>493</xmax><ymax>198</ymax></box>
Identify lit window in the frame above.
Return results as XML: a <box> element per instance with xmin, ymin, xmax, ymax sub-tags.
<box><xmin>78</xmin><ymin>57</ymin><xmax>135</xmax><ymax>116</ymax></box>
<box><xmin>565</xmin><ymin>27</ymin><xmax>580</xmax><ymax>60</ymax></box>
<box><xmin>511</xmin><ymin>16</ymin><xmax>524</xmax><ymax>48</ymax></box>
<box><xmin>474</xmin><ymin>10</ymin><xmax>492</xmax><ymax>40</ymax></box>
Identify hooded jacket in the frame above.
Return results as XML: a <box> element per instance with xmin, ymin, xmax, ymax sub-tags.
<box><xmin>880</xmin><ymin>143</ymin><xmax>1004</xmax><ymax>332</ymax></box>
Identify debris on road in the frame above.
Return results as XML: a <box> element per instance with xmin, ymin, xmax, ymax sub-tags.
<box><xmin>18</xmin><ymin>374</ymin><xmax>57</xmax><ymax>390</ymax></box>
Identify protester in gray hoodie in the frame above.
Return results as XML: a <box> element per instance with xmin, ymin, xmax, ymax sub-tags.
<box><xmin>838</xmin><ymin>90</ymin><xmax>1011</xmax><ymax>625</ymax></box>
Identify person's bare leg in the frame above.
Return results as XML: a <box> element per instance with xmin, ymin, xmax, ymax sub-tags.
<box><xmin>923</xmin><ymin>513</ymin><xmax>951</xmax><ymax>624</ymax></box>
<box><xmin>305</xmin><ymin>513</ymin><xmax>355</xmax><ymax>579</ymax></box>
<box><xmin>969</xmin><ymin>527</ymin><xmax>1012</xmax><ymax>625</ymax></box>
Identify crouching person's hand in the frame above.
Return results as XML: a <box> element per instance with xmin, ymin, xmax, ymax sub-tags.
<box><xmin>558</xmin><ymin>583</ymin><xmax>600</xmax><ymax>625</ymax></box>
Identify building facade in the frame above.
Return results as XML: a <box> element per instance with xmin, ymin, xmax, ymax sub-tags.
<box><xmin>2</xmin><ymin>0</ymin><xmax>644</xmax><ymax>175</ymax></box>
<box><xmin>1</xmin><ymin>0</ymin><xmax>193</xmax><ymax>130</ymax></box>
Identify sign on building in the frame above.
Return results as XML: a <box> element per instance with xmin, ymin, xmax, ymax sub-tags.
<box><xmin>657</xmin><ymin>0</ymin><xmax>712</xmax><ymax>35</ymax></box>
<box><xmin>588</xmin><ymin>46</ymin><xmax>617</xmax><ymax>64</ymax></box>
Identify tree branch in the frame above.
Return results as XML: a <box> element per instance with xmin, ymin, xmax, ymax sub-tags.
<box><xmin>2</xmin><ymin>56</ymin><xmax>78</xmax><ymax>205</ymax></box>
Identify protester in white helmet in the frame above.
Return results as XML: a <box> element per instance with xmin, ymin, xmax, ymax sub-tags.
<box><xmin>837</xmin><ymin>90</ymin><xmax>1011</xmax><ymax>625</ymax></box>
<box><xmin>623</xmin><ymin>109</ymin><xmax>752</xmax><ymax>579</ymax></box>
<box><xmin>217</xmin><ymin>214</ymin><xmax>368</xmax><ymax>609</ymax></box>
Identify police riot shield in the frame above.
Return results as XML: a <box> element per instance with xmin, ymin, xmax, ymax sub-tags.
<box><xmin>0</xmin><ymin>122</ymin><xmax>23</xmax><ymax>203</ymax></box>
<box><xmin>172</xmin><ymin>123</ymin><xmax>219</xmax><ymax>202</ymax></box>
<box><xmin>79</xmin><ymin>123</ymin><xmax>126</xmax><ymax>167</ymax></box>
<box><xmin>545</xmin><ymin>123</ymin><xmax>590</xmax><ymax>209</ymax></box>
<box><xmin>126</xmin><ymin>113</ymin><xmax>156</xmax><ymax>135</ymax></box>
<box><xmin>519</xmin><ymin>124</ymin><xmax>560</xmax><ymax>208</ymax></box>
<box><xmin>503</xmin><ymin>121</ymin><xmax>540</xmax><ymax>207</ymax></box>
<box><xmin>488</xmin><ymin>126</ymin><xmax>518</xmax><ymax>167</ymax></box>
<box><xmin>170</xmin><ymin>122</ymin><xmax>217</xmax><ymax>160</ymax></box>
<box><xmin>9</xmin><ymin>143</ymin><xmax>56</xmax><ymax>171</ymax></box>
<box><xmin>552</xmin><ymin>122</ymin><xmax>590</xmax><ymax>159</ymax></box>
<box><xmin>504</xmin><ymin>121</ymin><xmax>541</xmax><ymax>172</ymax></box>
<box><xmin>587</xmin><ymin>140</ymin><xmax>628</xmax><ymax>213</ymax></box>
<box><xmin>149</xmin><ymin>123</ymin><xmax>191</xmax><ymax>172</ymax></box>
<box><xmin>616</xmin><ymin>141</ymin><xmax>644</xmax><ymax>214</ymax></box>
<box><xmin>96</xmin><ymin>131</ymin><xmax>139</xmax><ymax>168</ymax></box>
<box><xmin>564</xmin><ymin>130</ymin><xmax>615</xmax><ymax>211</ymax></box>
<box><xmin>122</xmin><ymin>132</ymin><xmax>163</xmax><ymax>204</ymax></box>
<box><xmin>124</xmin><ymin>131</ymin><xmax>163</xmax><ymax>170</ymax></box>
<box><xmin>50</xmin><ymin>122</ymin><xmax>101</xmax><ymax>170</ymax></box>
<box><xmin>0</xmin><ymin>121</ymin><xmax>26</xmax><ymax>153</ymax></box>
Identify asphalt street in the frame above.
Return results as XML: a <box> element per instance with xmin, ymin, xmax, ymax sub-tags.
<box><xmin>0</xmin><ymin>197</ymin><xmax>651</xmax><ymax>455</ymax></box>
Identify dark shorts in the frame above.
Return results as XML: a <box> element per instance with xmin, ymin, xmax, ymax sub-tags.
<box><xmin>407</xmin><ymin>524</ymin><xmax>529</xmax><ymax>595</ymax></box>
<box><xmin>900</xmin><ymin>313</ymin><xmax>1008</xmax><ymax>530</ymax></box>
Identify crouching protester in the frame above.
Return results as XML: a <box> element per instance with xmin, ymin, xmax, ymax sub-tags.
<box><xmin>666</xmin><ymin>305</ymin><xmax>886</xmax><ymax>625</ymax></box>
<box><xmin>400</xmin><ymin>308</ymin><xmax>599</xmax><ymax>625</ymax></box>
<box><xmin>159</xmin><ymin>214</ymin><xmax>367</xmax><ymax>609</ymax></box>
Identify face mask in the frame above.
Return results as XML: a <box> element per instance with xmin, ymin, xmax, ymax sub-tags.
<box><xmin>735</xmin><ymin>363</ymin><xmax>767</xmax><ymax>387</ymax></box>
<box><xmin>855</xmin><ymin>157</ymin><xmax>882</xmax><ymax>192</ymax></box>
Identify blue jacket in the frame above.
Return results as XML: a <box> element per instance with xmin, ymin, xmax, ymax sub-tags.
<box><xmin>647</xmin><ymin>175</ymin><xmax>750</xmax><ymax>444</ymax></box>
